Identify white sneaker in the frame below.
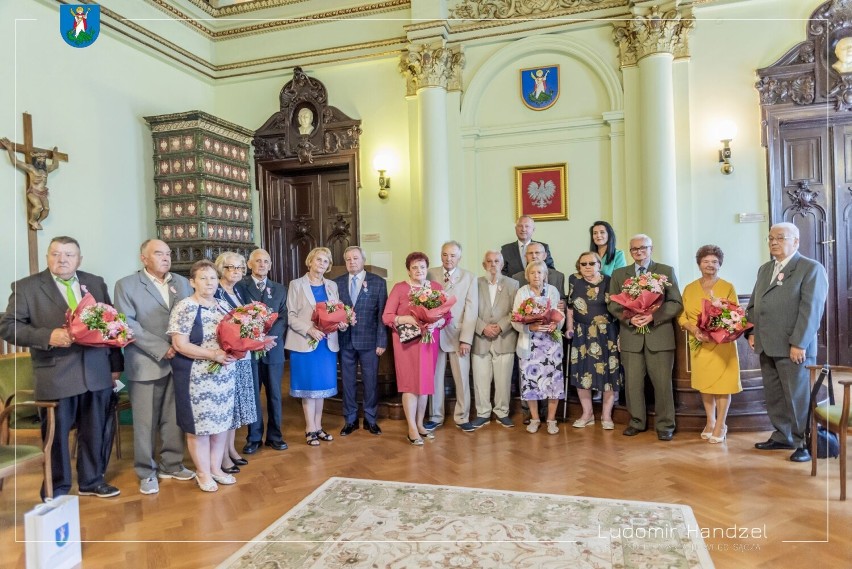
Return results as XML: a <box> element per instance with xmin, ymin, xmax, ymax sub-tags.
<box><xmin>526</xmin><ymin>419</ymin><xmax>541</xmax><ymax>433</ymax></box>
<box><xmin>158</xmin><ymin>467</ymin><xmax>196</xmax><ymax>481</ymax></box>
<box><xmin>140</xmin><ymin>477</ymin><xmax>159</xmax><ymax>495</ymax></box>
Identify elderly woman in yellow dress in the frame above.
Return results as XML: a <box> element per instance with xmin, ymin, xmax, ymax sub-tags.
<box><xmin>284</xmin><ymin>247</ymin><xmax>346</xmax><ymax>446</ymax></box>
<box><xmin>677</xmin><ymin>245</ymin><xmax>742</xmax><ymax>443</ymax></box>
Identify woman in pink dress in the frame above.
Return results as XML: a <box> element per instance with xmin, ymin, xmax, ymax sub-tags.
<box><xmin>382</xmin><ymin>252</ymin><xmax>448</xmax><ymax>446</ymax></box>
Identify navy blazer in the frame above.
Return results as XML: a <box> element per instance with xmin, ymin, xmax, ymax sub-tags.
<box><xmin>333</xmin><ymin>271</ymin><xmax>388</xmax><ymax>352</ymax></box>
<box><xmin>0</xmin><ymin>269</ymin><xmax>123</xmax><ymax>400</ymax></box>
<box><xmin>236</xmin><ymin>276</ymin><xmax>288</xmax><ymax>365</ymax></box>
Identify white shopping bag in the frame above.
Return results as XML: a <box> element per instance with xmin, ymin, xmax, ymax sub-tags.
<box><xmin>24</xmin><ymin>495</ymin><xmax>82</xmax><ymax>569</ymax></box>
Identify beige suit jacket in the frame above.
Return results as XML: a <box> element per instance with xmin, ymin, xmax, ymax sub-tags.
<box><xmin>426</xmin><ymin>266</ymin><xmax>478</xmax><ymax>352</ymax></box>
<box><xmin>472</xmin><ymin>275</ymin><xmax>519</xmax><ymax>356</ymax></box>
<box><xmin>284</xmin><ymin>275</ymin><xmax>340</xmax><ymax>353</ymax></box>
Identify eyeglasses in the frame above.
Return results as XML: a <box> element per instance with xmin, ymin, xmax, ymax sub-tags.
<box><xmin>579</xmin><ymin>262</ymin><xmax>598</xmax><ymax>267</ymax></box>
<box><xmin>629</xmin><ymin>246</ymin><xmax>650</xmax><ymax>253</ymax></box>
<box><xmin>223</xmin><ymin>265</ymin><xmax>246</xmax><ymax>271</ymax></box>
<box><xmin>766</xmin><ymin>236</ymin><xmax>794</xmax><ymax>243</ymax></box>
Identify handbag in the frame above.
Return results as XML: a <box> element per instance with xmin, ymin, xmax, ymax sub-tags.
<box><xmin>805</xmin><ymin>366</ymin><xmax>840</xmax><ymax>459</ymax></box>
<box><xmin>24</xmin><ymin>495</ymin><xmax>82</xmax><ymax>569</ymax></box>
<box><xmin>396</xmin><ymin>322</ymin><xmax>421</xmax><ymax>343</ymax></box>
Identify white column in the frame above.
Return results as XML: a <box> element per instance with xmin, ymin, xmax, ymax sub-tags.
<box><xmin>418</xmin><ymin>86</ymin><xmax>452</xmax><ymax>256</ymax></box>
<box><xmin>638</xmin><ymin>52</ymin><xmax>678</xmax><ymax>265</ymax></box>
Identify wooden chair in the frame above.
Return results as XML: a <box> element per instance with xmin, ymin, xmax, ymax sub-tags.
<box><xmin>0</xmin><ymin>353</ymin><xmax>41</xmax><ymax>437</ymax></box>
<box><xmin>0</xmin><ymin>399</ymin><xmax>56</xmax><ymax>500</ymax></box>
<box><xmin>808</xmin><ymin>365</ymin><xmax>852</xmax><ymax>500</ymax></box>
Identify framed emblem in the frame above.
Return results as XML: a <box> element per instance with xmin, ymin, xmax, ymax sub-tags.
<box><xmin>515</xmin><ymin>163</ymin><xmax>568</xmax><ymax>222</ymax></box>
<box><xmin>61</xmin><ymin>5</ymin><xmax>100</xmax><ymax>48</ymax></box>
<box><xmin>520</xmin><ymin>65</ymin><xmax>560</xmax><ymax>110</ymax></box>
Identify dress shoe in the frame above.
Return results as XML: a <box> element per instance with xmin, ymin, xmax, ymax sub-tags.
<box><xmin>754</xmin><ymin>439</ymin><xmax>795</xmax><ymax>450</ymax></box>
<box><xmin>790</xmin><ymin>448</ymin><xmax>812</xmax><ymax>462</ymax></box>
<box><xmin>622</xmin><ymin>426</ymin><xmax>644</xmax><ymax>437</ymax></box>
<box><xmin>364</xmin><ymin>421</ymin><xmax>382</xmax><ymax>435</ymax></box>
<box><xmin>78</xmin><ymin>483</ymin><xmax>121</xmax><ymax>498</ymax></box>
<box><xmin>265</xmin><ymin>440</ymin><xmax>288</xmax><ymax>451</ymax></box>
<box><xmin>232</xmin><ymin>457</ymin><xmax>248</xmax><ymax>466</ymax></box>
<box><xmin>657</xmin><ymin>431</ymin><xmax>674</xmax><ymax>441</ymax></box>
<box><xmin>211</xmin><ymin>473</ymin><xmax>236</xmax><ymax>485</ymax></box>
<box><xmin>340</xmin><ymin>422</ymin><xmax>359</xmax><ymax>436</ymax></box>
<box><xmin>221</xmin><ymin>465</ymin><xmax>240</xmax><ymax>474</ymax></box>
<box><xmin>242</xmin><ymin>441</ymin><xmax>262</xmax><ymax>454</ymax></box>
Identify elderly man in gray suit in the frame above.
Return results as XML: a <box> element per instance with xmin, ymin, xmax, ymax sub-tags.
<box><xmin>114</xmin><ymin>239</ymin><xmax>196</xmax><ymax>494</ymax></box>
<box><xmin>747</xmin><ymin>222</ymin><xmax>828</xmax><ymax>462</ymax></box>
<box><xmin>424</xmin><ymin>241</ymin><xmax>479</xmax><ymax>432</ymax></box>
<box><xmin>0</xmin><ymin>236</ymin><xmax>123</xmax><ymax>499</ymax></box>
<box><xmin>471</xmin><ymin>251</ymin><xmax>520</xmax><ymax>429</ymax></box>
<box><xmin>608</xmin><ymin>234</ymin><xmax>683</xmax><ymax>441</ymax></box>
<box><xmin>512</xmin><ymin>242</ymin><xmax>565</xmax><ymax>297</ymax></box>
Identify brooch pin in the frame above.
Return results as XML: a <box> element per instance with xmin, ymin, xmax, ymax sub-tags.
<box><xmin>362</xmin><ymin>281</ymin><xmax>368</xmax><ymax>292</ymax></box>
<box><xmin>80</xmin><ymin>284</ymin><xmax>89</xmax><ymax>294</ymax></box>
<box><xmin>169</xmin><ymin>285</ymin><xmax>177</xmax><ymax>294</ymax></box>
<box><xmin>777</xmin><ymin>273</ymin><xmax>784</xmax><ymax>286</ymax></box>
<box><xmin>266</xmin><ymin>287</ymin><xmax>272</xmax><ymax>298</ymax></box>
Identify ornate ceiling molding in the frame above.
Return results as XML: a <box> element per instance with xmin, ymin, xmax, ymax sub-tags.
<box><xmin>399</xmin><ymin>44</ymin><xmax>465</xmax><ymax>96</ymax></box>
<box><xmin>184</xmin><ymin>0</ymin><xmax>313</xmax><ymax>17</ymax></box>
<box><xmin>144</xmin><ymin>0</ymin><xmax>411</xmax><ymax>41</ymax></box>
<box><xmin>449</xmin><ymin>0</ymin><xmax>609</xmax><ymax>19</ymax></box>
<box><xmin>611</xmin><ymin>5</ymin><xmax>693</xmax><ymax>67</ymax></box>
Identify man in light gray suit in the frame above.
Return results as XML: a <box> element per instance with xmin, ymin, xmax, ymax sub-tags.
<box><xmin>471</xmin><ymin>251</ymin><xmax>519</xmax><ymax>428</ymax></box>
<box><xmin>747</xmin><ymin>222</ymin><xmax>828</xmax><ymax>462</ymax></box>
<box><xmin>424</xmin><ymin>241</ymin><xmax>479</xmax><ymax>431</ymax></box>
<box><xmin>608</xmin><ymin>234</ymin><xmax>683</xmax><ymax>441</ymax></box>
<box><xmin>114</xmin><ymin>239</ymin><xmax>196</xmax><ymax>494</ymax></box>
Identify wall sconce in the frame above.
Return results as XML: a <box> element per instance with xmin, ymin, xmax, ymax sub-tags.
<box><xmin>373</xmin><ymin>152</ymin><xmax>396</xmax><ymax>199</ymax></box>
<box><xmin>717</xmin><ymin>120</ymin><xmax>737</xmax><ymax>175</ymax></box>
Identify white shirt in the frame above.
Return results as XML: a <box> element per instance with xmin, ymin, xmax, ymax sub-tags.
<box><xmin>144</xmin><ymin>269</ymin><xmax>172</xmax><ymax>305</ymax></box>
<box><xmin>487</xmin><ymin>278</ymin><xmax>499</xmax><ymax>305</ymax></box>
<box><xmin>52</xmin><ymin>272</ymin><xmax>81</xmax><ymax>306</ymax></box>
<box><xmin>772</xmin><ymin>253</ymin><xmax>794</xmax><ymax>281</ymax></box>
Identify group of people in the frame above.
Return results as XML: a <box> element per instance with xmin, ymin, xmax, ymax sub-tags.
<box><xmin>0</xmin><ymin>215</ymin><xmax>827</xmax><ymax>499</ymax></box>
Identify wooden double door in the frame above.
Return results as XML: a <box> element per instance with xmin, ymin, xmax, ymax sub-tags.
<box><xmin>257</xmin><ymin>156</ymin><xmax>358</xmax><ymax>285</ymax></box>
<box><xmin>771</xmin><ymin>120</ymin><xmax>852</xmax><ymax>365</ymax></box>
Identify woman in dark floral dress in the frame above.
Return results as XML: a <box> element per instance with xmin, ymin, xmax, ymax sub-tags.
<box><xmin>567</xmin><ymin>252</ymin><xmax>622</xmax><ymax>430</ymax></box>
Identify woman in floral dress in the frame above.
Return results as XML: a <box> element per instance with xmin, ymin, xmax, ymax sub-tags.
<box><xmin>168</xmin><ymin>260</ymin><xmax>238</xmax><ymax>492</ymax></box>
<box><xmin>567</xmin><ymin>252</ymin><xmax>622</xmax><ymax>430</ymax></box>
<box><xmin>511</xmin><ymin>260</ymin><xmax>565</xmax><ymax>435</ymax></box>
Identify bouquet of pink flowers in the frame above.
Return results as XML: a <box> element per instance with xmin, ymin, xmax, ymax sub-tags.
<box><xmin>65</xmin><ymin>293</ymin><xmax>134</xmax><ymax>348</ymax></box>
<box><xmin>308</xmin><ymin>302</ymin><xmax>356</xmax><ymax>349</ymax></box>
<box><xmin>408</xmin><ymin>286</ymin><xmax>456</xmax><ymax>343</ymax></box>
<box><xmin>511</xmin><ymin>297</ymin><xmax>564</xmax><ymax>342</ymax></box>
<box><xmin>690</xmin><ymin>296</ymin><xmax>753</xmax><ymax>352</ymax></box>
<box><xmin>210</xmin><ymin>301</ymin><xmax>278</xmax><ymax>371</ymax></box>
<box><xmin>609</xmin><ymin>272</ymin><xmax>672</xmax><ymax>334</ymax></box>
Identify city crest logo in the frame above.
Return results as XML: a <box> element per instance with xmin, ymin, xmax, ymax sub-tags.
<box><xmin>55</xmin><ymin>522</ymin><xmax>70</xmax><ymax>547</ymax></box>
<box><xmin>520</xmin><ymin>65</ymin><xmax>560</xmax><ymax>111</ymax></box>
<box><xmin>61</xmin><ymin>5</ymin><xmax>100</xmax><ymax>48</ymax></box>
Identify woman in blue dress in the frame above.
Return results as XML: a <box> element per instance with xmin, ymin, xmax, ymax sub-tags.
<box><xmin>589</xmin><ymin>221</ymin><xmax>626</xmax><ymax>277</ymax></box>
<box><xmin>284</xmin><ymin>247</ymin><xmax>345</xmax><ymax>446</ymax></box>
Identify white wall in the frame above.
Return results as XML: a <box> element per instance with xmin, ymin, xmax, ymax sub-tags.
<box><xmin>0</xmin><ymin>0</ymin><xmax>213</xmax><ymax>292</ymax></box>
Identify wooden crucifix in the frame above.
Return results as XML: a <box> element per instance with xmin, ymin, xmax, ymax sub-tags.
<box><xmin>1</xmin><ymin>112</ymin><xmax>69</xmax><ymax>274</ymax></box>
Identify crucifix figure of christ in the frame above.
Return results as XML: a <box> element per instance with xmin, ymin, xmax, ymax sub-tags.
<box><xmin>1</xmin><ymin>112</ymin><xmax>69</xmax><ymax>274</ymax></box>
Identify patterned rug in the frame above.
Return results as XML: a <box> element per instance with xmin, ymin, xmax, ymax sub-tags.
<box><xmin>218</xmin><ymin>477</ymin><xmax>714</xmax><ymax>568</ymax></box>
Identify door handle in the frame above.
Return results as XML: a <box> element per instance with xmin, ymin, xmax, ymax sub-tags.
<box><xmin>820</xmin><ymin>239</ymin><xmax>835</xmax><ymax>244</ymax></box>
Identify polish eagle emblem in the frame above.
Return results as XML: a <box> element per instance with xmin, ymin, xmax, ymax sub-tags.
<box><xmin>527</xmin><ymin>178</ymin><xmax>556</xmax><ymax>209</ymax></box>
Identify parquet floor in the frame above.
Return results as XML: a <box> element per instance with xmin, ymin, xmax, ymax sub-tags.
<box><xmin>1</xmin><ymin>379</ymin><xmax>850</xmax><ymax>569</ymax></box>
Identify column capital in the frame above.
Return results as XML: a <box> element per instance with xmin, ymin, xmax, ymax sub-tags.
<box><xmin>612</xmin><ymin>3</ymin><xmax>693</xmax><ymax>68</ymax></box>
<box><xmin>399</xmin><ymin>43</ymin><xmax>465</xmax><ymax>96</ymax></box>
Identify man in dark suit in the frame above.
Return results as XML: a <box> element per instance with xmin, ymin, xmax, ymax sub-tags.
<box><xmin>747</xmin><ymin>222</ymin><xmax>828</xmax><ymax>462</ymax></box>
<box><xmin>114</xmin><ymin>239</ymin><xmax>195</xmax><ymax>495</ymax></box>
<box><xmin>511</xmin><ymin>242</ymin><xmax>565</xmax><ymax>298</ymax></box>
<box><xmin>607</xmin><ymin>234</ymin><xmax>683</xmax><ymax>441</ymax></box>
<box><xmin>0</xmin><ymin>236</ymin><xmax>123</xmax><ymax>498</ymax></box>
<box><xmin>334</xmin><ymin>246</ymin><xmax>388</xmax><ymax>436</ymax></box>
<box><xmin>237</xmin><ymin>248</ymin><xmax>289</xmax><ymax>454</ymax></box>
<box><xmin>500</xmin><ymin>215</ymin><xmax>555</xmax><ymax>277</ymax></box>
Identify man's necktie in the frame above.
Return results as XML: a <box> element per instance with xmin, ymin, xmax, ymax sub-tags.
<box><xmin>256</xmin><ymin>280</ymin><xmax>265</xmax><ymax>291</ymax></box>
<box><xmin>771</xmin><ymin>261</ymin><xmax>782</xmax><ymax>282</ymax></box>
<box><xmin>57</xmin><ymin>277</ymin><xmax>78</xmax><ymax>309</ymax></box>
<box><xmin>638</xmin><ymin>266</ymin><xmax>647</xmax><ymax>276</ymax></box>
<box><xmin>444</xmin><ymin>271</ymin><xmax>450</xmax><ymax>285</ymax></box>
<box><xmin>350</xmin><ymin>275</ymin><xmax>359</xmax><ymax>305</ymax></box>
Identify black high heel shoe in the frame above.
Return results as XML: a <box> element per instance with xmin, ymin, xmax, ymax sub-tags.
<box><xmin>230</xmin><ymin>456</ymin><xmax>248</xmax><ymax>466</ymax></box>
<box><xmin>407</xmin><ymin>435</ymin><xmax>424</xmax><ymax>446</ymax></box>
<box><xmin>221</xmin><ymin>465</ymin><xmax>240</xmax><ymax>474</ymax></box>
<box><xmin>418</xmin><ymin>431</ymin><xmax>435</xmax><ymax>439</ymax></box>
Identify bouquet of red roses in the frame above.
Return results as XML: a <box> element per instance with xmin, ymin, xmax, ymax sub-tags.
<box><xmin>408</xmin><ymin>286</ymin><xmax>456</xmax><ymax>343</ymax></box>
<box><xmin>609</xmin><ymin>272</ymin><xmax>671</xmax><ymax>334</ymax></box>
<box><xmin>308</xmin><ymin>302</ymin><xmax>356</xmax><ymax>349</ymax></box>
<box><xmin>210</xmin><ymin>301</ymin><xmax>278</xmax><ymax>371</ymax></box>
<box><xmin>689</xmin><ymin>296</ymin><xmax>753</xmax><ymax>352</ymax></box>
<box><xmin>65</xmin><ymin>292</ymin><xmax>134</xmax><ymax>348</ymax></box>
<box><xmin>511</xmin><ymin>296</ymin><xmax>564</xmax><ymax>342</ymax></box>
